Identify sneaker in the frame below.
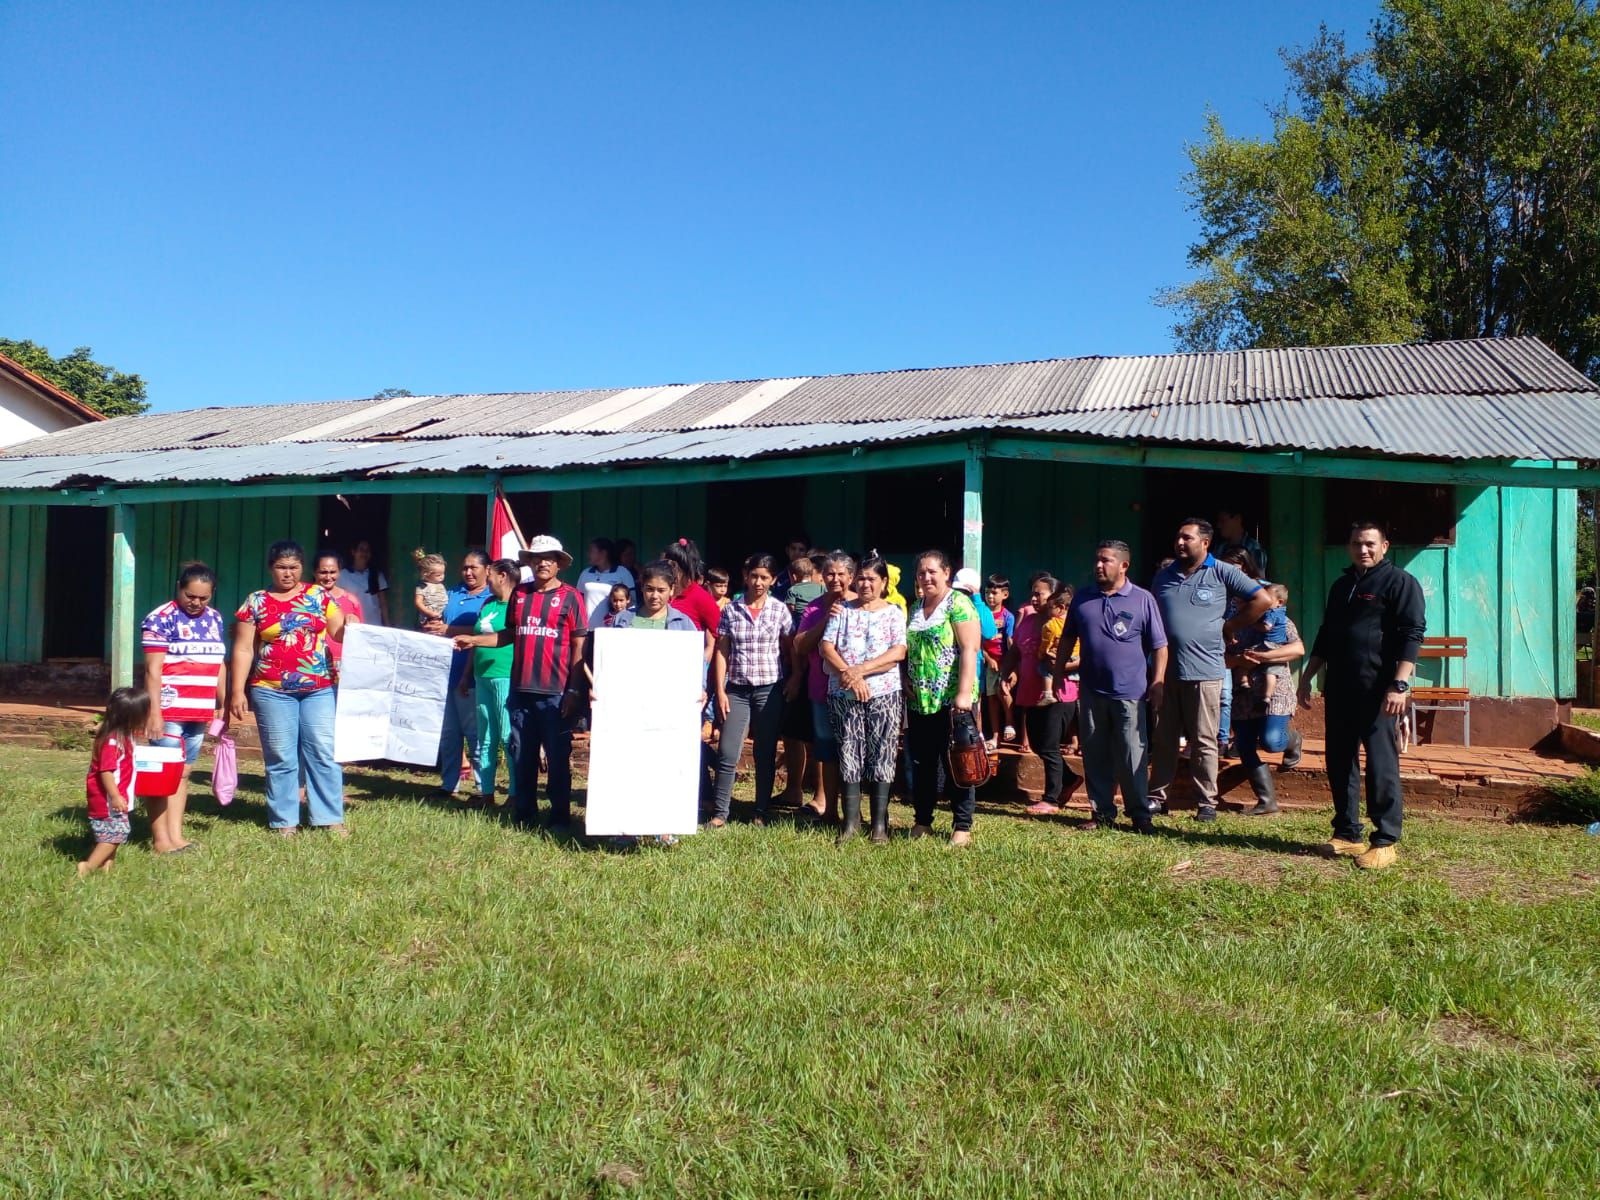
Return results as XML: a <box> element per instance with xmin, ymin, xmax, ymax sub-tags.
<box><xmin>1194</xmin><ymin>806</ymin><xmax>1217</xmax><ymax>823</ymax></box>
<box><xmin>1002</xmin><ymin>725</ymin><xmax>1017</xmax><ymax>742</ymax></box>
<box><xmin>1321</xmin><ymin>837</ymin><xmax>1365</xmax><ymax>858</ymax></box>
<box><xmin>1077</xmin><ymin>817</ymin><xmax>1115</xmax><ymax>832</ymax></box>
<box><xmin>1149</xmin><ymin>799</ymin><xmax>1169</xmax><ymax>816</ymax></box>
<box><xmin>1131</xmin><ymin>819</ymin><xmax>1156</xmax><ymax>835</ymax></box>
<box><xmin>909</xmin><ymin>823</ymin><xmax>933</xmax><ymax>840</ymax></box>
<box><xmin>1026</xmin><ymin>800</ymin><xmax>1061</xmax><ymax>816</ymax></box>
<box><xmin>1355</xmin><ymin>844</ymin><xmax>1398</xmax><ymax>871</ymax></box>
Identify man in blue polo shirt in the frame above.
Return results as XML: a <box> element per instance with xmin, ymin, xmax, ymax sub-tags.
<box><xmin>1149</xmin><ymin>518</ymin><xmax>1272</xmax><ymax>822</ymax></box>
<box><xmin>427</xmin><ymin>549</ymin><xmax>492</xmax><ymax>799</ymax></box>
<box><xmin>1059</xmin><ymin>539</ymin><xmax>1168</xmax><ymax>833</ymax></box>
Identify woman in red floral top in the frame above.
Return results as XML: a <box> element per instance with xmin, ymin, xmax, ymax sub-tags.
<box><xmin>229</xmin><ymin>540</ymin><xmax>347</xmax><ymax>836</ymax></box>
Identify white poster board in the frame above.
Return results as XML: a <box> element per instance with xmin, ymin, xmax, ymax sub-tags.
<box><xmin>584</xmin><ymin>627</ymin><xmax>704</xmax><ymax>836</ymax></box>
<box><xmin>334</xmin><ymin>624</ymin><xmax>454</xmax><ymax>765</ymax></box>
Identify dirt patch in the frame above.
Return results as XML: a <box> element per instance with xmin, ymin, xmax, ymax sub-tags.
<box><xmin>1431</xmin><ymin>1015</ymin><xmax>1530</xmax><ymax>1056</ymax></box>
<box><xmin>596</xmin><ymin>1162</ymin><xmax>644</xmax><ymax>1187</ymax></box>
<box><xmin>1438</xmin><ymin>864</ymin><xmax>1600</xmax><ymax>904</ymax></box>
<box><xmin>388</xmin><ymin>936</ymin><xmax>444</xmax><ymax>971</ymax></box>
<box><xmin>1169</xmin><ymin>849</ymin><xmax>1344</xmax><ymax>887</ymax></box>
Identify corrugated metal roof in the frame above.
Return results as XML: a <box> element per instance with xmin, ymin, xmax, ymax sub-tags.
<box><xmin>2</xmin><ymin>339</ymin><xmax>1596</xmax><ymax>490</ymax></box>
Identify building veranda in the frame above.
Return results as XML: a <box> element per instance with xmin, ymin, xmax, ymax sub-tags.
<box><xmin>1</xmin><ymin>335</ymin><xmax>1597</xmax><ymax>747</ymax></box>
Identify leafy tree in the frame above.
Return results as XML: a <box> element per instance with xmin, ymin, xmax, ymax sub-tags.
<box><xmin>1162</xmin><ymin>0</ymin><xmax>1600</xmax><ymax>380</ymax></box>
<box><xmin>371</xmin><ymin>388</ymin><xmax>414</xmax><ymax>401</ymax></box>
<box><xmin>0</xmin><ymin>338</ymin><xmax>149</xmax><ymax>418</ymax></box>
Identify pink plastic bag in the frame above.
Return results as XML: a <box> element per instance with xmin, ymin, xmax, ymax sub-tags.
<box><xmin>212</xmin><ymin>733</ymin><xmax>238</xmax><ymax>806</ymax></box>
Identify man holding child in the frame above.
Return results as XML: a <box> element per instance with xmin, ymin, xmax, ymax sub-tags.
<box><xmin>1148</xmin><ymin>519</ymin><xmax>1271</xmax><ymax>822</ymax></box>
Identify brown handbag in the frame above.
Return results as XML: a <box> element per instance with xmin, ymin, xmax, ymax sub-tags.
<box><xmin>947</xmin><ymin>707</ymin><xmax>993</xmax><ymax>788</ymax></box>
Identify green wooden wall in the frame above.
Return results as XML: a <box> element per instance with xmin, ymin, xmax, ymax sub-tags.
<box><xmin>0</xmin><ymin>505</ymin><xmax>47</xmax><ymax>662</ymax></box>
<box><xmin>551</xmin><ymin>482</ymin><xmax>709</xmax><ymax>568</ymax></box>
<box><xmin>125</xmin><ymin>496</ymin><xmax>320</xmax><ymax>659</ymax></box>
<box><xmin>389</xmin><ymin>492</ymin><xmax>475</xmax><ymax>588</ymax></box>
<box><xmin>981</xmin><ymin>459</ymin><xmax>1145</xmax><ymax>595</ymax></box>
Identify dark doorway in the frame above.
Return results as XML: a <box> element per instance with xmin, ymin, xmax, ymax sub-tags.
<box><xmin>864</xmin><ymin>467</ymin><xmax>962</xmax><ymax>566</ymax></box>
<box><xmin>45</xmin><ymin>508</ymin><xmax>108</xmax><ymax>659</ymax></box>
<box><xmin>1139</xmin><ymin>469</ymin><xmax>1269</xmax><ymax>575</ymax></box>
<box><xmin>317</xmin><ymin>494</ymin><xmax>391</xmax><ymax>569</ymax></box>
<box><xmin>705</xmin><ymin>480</ymin><xmax>809</xmax><ymax>570</ymax></box>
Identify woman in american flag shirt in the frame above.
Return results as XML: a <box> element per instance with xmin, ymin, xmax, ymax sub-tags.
<box><xmin>141</xmin><ymin>561</ymin><xmax>229</xmax><ymax>854</ymax></box>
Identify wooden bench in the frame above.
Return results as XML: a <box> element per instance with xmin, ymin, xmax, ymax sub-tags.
<box><xmin>1404</xmin><ymin>636</ymin><xmax>1470</xmax><ymax>750</ymax></box>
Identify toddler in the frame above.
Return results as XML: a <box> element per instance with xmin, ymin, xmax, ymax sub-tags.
<box><xmin>80</xmin><ymin>687</ymin><xmax>149</xmax><ymax>877</ymax></box>
<box><xmin>413</xmin><ymin>549</ymin><xmax>449</xmax><ymax>628</ymax></box>
<box><xmin>1233</xmin><ymin>583</ymin><xmax>1291</xmax><ymax>704</ymax></box>
<box><xmin>704</xmin><ymin>566</ymin><xmax>731</xmax><ymax>609</ymax></box>
<box><xmin>602</xmin><ymin>582</ymin><xmax>632</xmax><ymax>625</ymax></box>
<box><xmin>1036</xmin><ymin>586</ymin><xmax>1074</xmax><ymax>701</ymax></box>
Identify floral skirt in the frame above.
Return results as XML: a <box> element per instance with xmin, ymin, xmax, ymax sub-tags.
<box><xmin>89</xmin><ymin>812</ymin><xmax>131</xmax><ymax>845</ymax></box>
<box><xmin>827</xmin><ymin>691</ymin><xmax>902</xmax><ymax>782</ymax></box>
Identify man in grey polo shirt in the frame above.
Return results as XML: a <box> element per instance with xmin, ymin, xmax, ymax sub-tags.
<box><xmin>1149</xmin><ymin>518</ymin><xmax>1272</xmax><ymax>821</ymax></box>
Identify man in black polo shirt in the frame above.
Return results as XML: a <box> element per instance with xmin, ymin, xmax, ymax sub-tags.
<box><xmin>1298</xmin><ymin>520</ymin><xmax>1426</xmax><ymax>870</ymax></box>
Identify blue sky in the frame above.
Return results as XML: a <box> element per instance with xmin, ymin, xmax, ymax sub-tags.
<box><xmin>2</xmin><ymin>1</ymin><xmax>1379</xmax><ymax>413</ymax></box>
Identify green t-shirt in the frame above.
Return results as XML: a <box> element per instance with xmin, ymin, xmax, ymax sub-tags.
<box><xmin>786</xmin><ymin>581</ymin><xmax>824</xmax><ymax>622</ymax></box>
<box><xmin>472</xmin><ymin>598</ymin><xmax>514</xmax><ymax>680</ymax></box>
<box><xmin>629</xmin><ymin>612</ymin><xmax>669</xmax><ymax>630</ymax></box>
<box><xmin>905</xmin><ymin>589</ymin><xmax>980</xmax><ymax>716</ymax></box>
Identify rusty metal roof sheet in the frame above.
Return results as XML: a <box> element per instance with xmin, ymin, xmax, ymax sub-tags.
<box><xmin>3</xmin><ymin>339</ymin><xmax>1596</xmax><ymax>488</ymax></box>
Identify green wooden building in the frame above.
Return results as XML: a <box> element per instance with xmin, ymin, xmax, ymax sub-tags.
<box><xmin>2</xmin><ymin>337</ymin><xmax>1597</xmax><ymax>744</ymax></box>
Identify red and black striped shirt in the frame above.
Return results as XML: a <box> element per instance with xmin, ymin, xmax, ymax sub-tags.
<box><xmin>509</xmin><ymin>582</ymin><xmax>585</xmax><ymax>695</ymax></box>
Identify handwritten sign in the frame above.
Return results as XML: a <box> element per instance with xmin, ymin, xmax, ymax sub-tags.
<box><xmin>584</xmin><ymin>628</ymin><xmax>704</xmax><ymax>836</ymax></box>
<box><xmin>334</xmin><ymin>624</ymin><xmax>453</xmax><ymax>765</ymax></box>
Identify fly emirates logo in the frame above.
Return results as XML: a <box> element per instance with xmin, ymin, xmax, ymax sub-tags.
<box><xmin>518</xmin><ymin>615</ymin><xmax>563</xmax><ymax>639</ymax></box>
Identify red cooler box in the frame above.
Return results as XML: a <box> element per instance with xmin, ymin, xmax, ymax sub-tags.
<box><xmin>133</xmin><ymin>744</ymin><xmax>186</xmax><ymax>798</ymax></box>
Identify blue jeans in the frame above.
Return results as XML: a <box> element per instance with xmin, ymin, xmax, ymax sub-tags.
<box><xmin>438</xmin><ymin>685</ymin><xmax>480</xmax><ymax>793</ymax></box>
<box><xmin>251</xmin><ymin>686</ymin><xmax>341</xmax><ymax>829</ymax></box>
<box><xmin>1234</xmin><ymin>715</ymin><xmax>1293</xmax><ymax>770</ymax></box>
<box><xmin>714</xmin><ymin>682</ymin><xmax>784</xmax><ymax>819</ymax></box>
<box><xmin>1218</xmin><ymin>672</ymin><xmax>1233</xmax><ymax>746</ymax></box>
<box><xmin>474</xmin><ymin>676</ymin><xmax>514</xmax><ymax>798</ymax></box>
<box><xmin>810</xmin><ymin>698</ymin><xmax>838</xmax><ymax>765</ymax></box>
<box><xmin>508</xmin><ymin>692</ymin><xmax>573</xmax><ymax>825</ymax></box>
<box><xmin>157</xmin><ymin>719</ymin><xmax>207</xmax><ymax>765</ymax></box>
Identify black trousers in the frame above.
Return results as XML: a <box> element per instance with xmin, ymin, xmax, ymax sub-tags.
<box><xmin>1024</xmin><ymin>701</ymin><xmax>1081</xmax><ymax>805</ymax></box>
<box><xmin>906</xmin><ymin>709</ymin><xmax>975</xmax><ymax>832</ymax></box>
<box><xmin>1323</xmin><ymin>687</ymin><xmax>1402</xmax><ymax>846</ymax></box>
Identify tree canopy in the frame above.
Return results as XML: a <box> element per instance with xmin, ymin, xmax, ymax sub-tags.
<box><xmin>1161</xmin><ymin>0</ymin><xmax>1600</xmax><ymax>381</ymax></box>
<box><xmin>0</xmin><ymin>338</ymin><xmax>150</xmax><ymax>418</ymax></box>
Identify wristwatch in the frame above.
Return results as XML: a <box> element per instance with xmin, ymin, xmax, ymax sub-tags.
<box><xmin>1388</xmin><ymin>680</ymin><xmax>1410</xmax><ymax>693</ymax></box>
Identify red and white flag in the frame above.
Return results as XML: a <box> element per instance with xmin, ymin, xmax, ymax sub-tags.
<box><xmin>491</xmin><ymin>488</ymin><xmax>527</xmax><ymax>562</ymax></box>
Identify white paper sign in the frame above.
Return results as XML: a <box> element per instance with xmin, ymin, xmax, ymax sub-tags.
<box><xmin>584</xmin><ymin>627</ymin><xmax>704</xmax><ymax>836</ymax></box>
<box><xmin>334</xmin><ymin>624</ymin><xmax>454</xmax><ymax>765</ymax></box>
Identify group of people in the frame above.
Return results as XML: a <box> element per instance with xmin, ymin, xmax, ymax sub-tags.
<box><xmin>78</xmin><ymin>512</ymin><xmax>1428</xmax><ymax>876</ymax></box>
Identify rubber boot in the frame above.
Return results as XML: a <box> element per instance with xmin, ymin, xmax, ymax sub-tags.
<box><xmin>869</xmin><ymin>781</ymin><xmax>891</xmax><ymax>844</ymax></box>
<box><xmin>1278</xmin><ymin>727</ymin><xmax>1304</xmax><ymax>771</ymax></box>
<box><xmin>1246</xmin><ymin>764</ymin><xmax>1280</xmax><ymax>815</ymax></box>
<box><xmin>837</xmin><ymin>783</ymin><xmax>863</xmax><ymax>844</ymax></box>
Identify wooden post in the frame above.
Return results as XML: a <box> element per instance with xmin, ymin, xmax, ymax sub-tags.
<box><xmin>962</xmin><ymin>443</ymin><xmax>984</xmax><ymax>575</ymax></box>
<box><xmin>1591</xmin><ymin>487</ymin><xmax>1599</xmax><ymax>703</ymax></box>
<box><xmin>110</xmin><ymin>503</ymin><xmax>137</xmax><ymax>687</ymax></box>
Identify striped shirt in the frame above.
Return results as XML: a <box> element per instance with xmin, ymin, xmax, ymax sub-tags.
<box><xmin>141</xmin><ymin>602</ymin><xmax>227</xmax><ymax>722</ymax></box>
<box><xmin>717</xmin><ymin>596</ymin><xmax>794</xmax><ymax>687</ymax></box>
<box><xmin>509</xmin><ymin>582</ymin><xmax>586</xmax><ymax>695</ymax></box>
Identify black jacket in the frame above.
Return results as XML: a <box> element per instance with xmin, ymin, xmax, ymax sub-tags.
<box><xmin>1310</xmin><ymin>557</ymin><xmax>1427</xmax><ymax>694</ymax></box>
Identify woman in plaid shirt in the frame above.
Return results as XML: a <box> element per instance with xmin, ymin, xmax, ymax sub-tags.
<box><xmin>710</xmin><ymin>553</ymin><xmax>794</xmax><ymax>826</ymax></box>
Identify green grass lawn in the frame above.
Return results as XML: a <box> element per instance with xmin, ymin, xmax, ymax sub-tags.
<box><xmin>4</xmin><ymin>745</ymin><xmax>1600</xmax><ymax>1198</ymax></box>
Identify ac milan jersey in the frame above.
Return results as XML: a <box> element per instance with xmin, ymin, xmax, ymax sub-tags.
<box><xmin>509</xmin><ymin>583</ymin><xmax>585</xmax><ymax>694</ymax></box>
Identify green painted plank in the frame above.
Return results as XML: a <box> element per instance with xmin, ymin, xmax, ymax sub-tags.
<box><xmin>0</xmin><ymin>509</ymin><xmax>16</xmax><ymax>660</ymax></box>
<box><xmin>1450</xmin><ymin>487</ymin><xmax>1501</xmax><ymax>695</ymax></box>
<box><xmin>1556</xmin><ymin>487</ymin><xmax>1577</xmax><ymax>697</ymax></box>
<box><xmin>23</xmin><ymin>507</ymin><xmax>46</xmax><ymax>660</ymax></box>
